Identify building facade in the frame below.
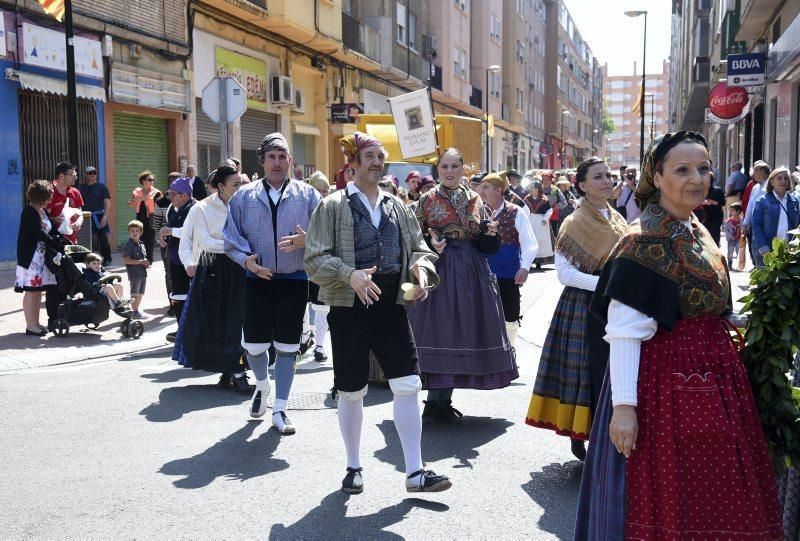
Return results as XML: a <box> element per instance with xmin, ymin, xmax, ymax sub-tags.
<box><xmin>604</xmin><ymin>61</ymin><xmax>671</xmax><ymax>170</ymax></box>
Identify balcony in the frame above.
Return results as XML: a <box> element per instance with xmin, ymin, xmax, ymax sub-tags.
<box><xmin>243</xmin><ymin>0</ymin><xmax>266</xmax><ymax>7</ymax></box>
<box><xmin>737</xmin><ymin>0</ymin><xmax>781</xmax><ymax>41</ymax></box>
<box><xmin>692</xmin><ymin>56</ymin><xmax>710</xmax><ymax>83</ymax></box>
<box><xmin>342</xmin><ymin>12</ymin><xmax>381</xmax><ymax>62</ymax></box>
<box><xmin>470</xmin><ymin>86</ymin><xmax>482</xmax><ymax>109</ymax></box>
<box><xmin>679</xmin><ymin>57</ymin><xmax>710</xmax><ymax>130</ymax></box>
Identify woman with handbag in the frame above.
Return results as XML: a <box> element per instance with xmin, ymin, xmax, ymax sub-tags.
<box><xmin>407</xmin><ymin>148</ymin><xmax>517</xmax><ymax>423</ymax></box>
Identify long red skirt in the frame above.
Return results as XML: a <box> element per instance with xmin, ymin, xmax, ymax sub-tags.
<box><xmin>626</xmin><ymin>316</ymin><xmax>782</xmax><ymax>540</ymax></box>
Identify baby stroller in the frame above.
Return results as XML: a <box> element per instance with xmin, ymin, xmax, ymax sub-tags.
<box><xmin>49</xmin><ymin>244</ymin><xmax>144</xmax><ymax>339</ymax></box>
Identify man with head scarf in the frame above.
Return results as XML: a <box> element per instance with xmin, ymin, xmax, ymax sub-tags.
<box><xmin>305</xmin><ymin>131</ymin><xmax>451</xmax><ymax>495</ymax></box>
<box><xmin>223</xmin><ymin>132</ymin><xmax>321</xmax><ymax>434</ymax></box>
<box><xmin>405</xmin><ymin>170</ymin><xmax>422</xmax><ymax>201</ymax></box>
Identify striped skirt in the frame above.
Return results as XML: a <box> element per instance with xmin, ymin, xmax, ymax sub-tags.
<box><xmin>525</xmin><ymin>286</ymin><xmax>597</xmax><ymax>440</ymax></box>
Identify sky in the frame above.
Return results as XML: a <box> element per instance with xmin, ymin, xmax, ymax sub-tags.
<box><xmin>562</xmin><ymin>0</ymin><xmax>673</xmax><ymax>77</ymax></box>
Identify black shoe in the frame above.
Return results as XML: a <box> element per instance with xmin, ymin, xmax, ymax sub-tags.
<box><xmin>25</xmin><ymin>328</ymin><xmax>48</xmax><ymax>336</ymax></box>
<box><xmin>406</xmin><ymin>469</ymin><xmax>452</xmax><ymax>493</ymax></box>
<box><xmin>300</xmin><ymin>331</ymin><xmax>314</xmax><ymax>354</ymax></box>
<box><xmin>217</xmin><ymin>373</ymin><xmax>232</xmax><ymax>388</ymax></box>
<box><xmin>230</xmin><ymin>373</ymin><xmax>255</xmax><ymax>394</ymax></box>
<box><xmin>166</xmin><ymin>305</ymin><xmax>176</xmax><ymax>317</ymax></box>
<box><xmin>570</xmin><ymin>438</ymin><xmax>587</xmax><ymax>461</ymax></box>
<box><xmin>438</xmin><ymin>401</ymin><xmax>464</xmax><ymax>424</ymax></box>
<box><xmin>313</xmin><ymin>346</ymin><xmax>327</xmax><ymax>362</ymax></box>
<box><xmin>166</xmin><ymin>332</ymin><xmax>176</xmax><ymax>343</ymax></box>
<box><xmin>268</xmin><ymin>345</ymin><xmax>276</xmax><ymax>367</ymax></box>
<box><xmin>421</xmin><ymin>401</ymin><xmax>440</xmax><ymax>424</ymax></box>
<box><xmin>342</xmin><ymin>467</ymin><xmax>364</xmax><ymax>494</ymax></box>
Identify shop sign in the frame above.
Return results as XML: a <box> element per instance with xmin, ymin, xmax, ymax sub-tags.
<box><xmin>215</xmin><ymin>47</ymin><xmax>267</xmax><ymax>112</ymax></box>
<box><xmin>726</xmin><ymin>53</ymin><xmax>766</xmax><ymax>87</ymax></box>
<box><xmin>331</xmin><ymin>103</ymin><xmax>363</xmax><ymax>123</ymax></box>
<box><xmin>706</xmin><ymin>83</ymin><xmax>749</xmax><ymax>124</ymax></box>
<box><xmin>388</xmin><ymin>89</ymin><xmax>437</xmax><ymax>159</ymax></box>
<box><xmin>21</xmin><ymin>23</ymin><xmax>103</xmax><ymax>78</ymax></box>
<box><xmin>540</xmin><ymin>142</ymin><xmax>554</xmax><ymax>156</ymax></box>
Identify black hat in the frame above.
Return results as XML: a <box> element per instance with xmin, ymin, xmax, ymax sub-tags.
<box><xmin>507</xmin><ymin>169</ymin><xmax>521</xmax><ymax>179</ymax></box>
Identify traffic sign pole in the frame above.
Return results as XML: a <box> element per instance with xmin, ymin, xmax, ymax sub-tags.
<box><xmin>219</xmin><ymin>77</ymin><xmax>229</xmax><ymax>161</ymax></box>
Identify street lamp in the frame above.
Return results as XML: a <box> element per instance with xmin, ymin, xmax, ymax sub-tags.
<box><xmin>625</xmin><ymin>9</ymin><xmax>647</xmax><ymax>168</ymax></box>
<box><xmin>485</xmin><ymin>65</ymin><xmax>501</xmax><ymax>172</ymax></box>
<box><xmin>560</xmin><ymin>109</ymin><xmax>570</xmax><ymax>169</ymax></box>
<box><xmin>592</xmin><ymin>128</ymin><xmax>600</xmax><ymax>154</ymax></box>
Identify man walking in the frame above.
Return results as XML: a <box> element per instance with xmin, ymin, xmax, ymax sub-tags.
<box><xmin>725</xmin><ymin>162</ymin><xmax>747</xmax><ymax>206</ymax></box>
<box><xmin>79</xmin><ymin>166</ymin><xmax>113</xmax><ymax>265</ymax></box>
<box><xmin>304</xmin><ymin>132</ymin><xmax>452</xmax><ymax>494</ymax></box>
<box><xmin>160</xmin><ymin>177</ymin><xmax>196</xmax><ymax>339</ymax></box>
<box><xmin>507</xmin><ymin>169</ymin><xmax>527</xmax><ymax>200</ymax></box>
<box><xmin>224</xmin><ymin>133</ymin><xmax>320</xmax><ymax>435</ymax></box>
<box><xmin>186</xmin><ymin>165</ymin><xmax>207</xmax><ymax>201</ymax></box>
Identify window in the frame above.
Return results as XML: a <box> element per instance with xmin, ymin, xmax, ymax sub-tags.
<box><xmin>516</xmin><ymin>88</ymin><xmax>523</xmax><ymax>111</ymax></box>
<box><xmin>517</xmin><ymin>0</ymin><xmax>524</xmax><ymax>16</ymax></box>
<box><xmin>557</xmin><ymin>66</ymin><xmax>563</xmax><ymax>91</ymax></box>
<box><xmin>516</xmin><ymin>40</ymin><xmax>525</xmax><ymax>64</ymax></box>
<box><xmin>454</xmin><ymin>0</ymin><xmax>468</xmax><ymax>12</ymax></box>
<box><xmin>453</xmin><ymin>47</ymin><xmax>466</xmax><ymax>78</ymax></box>
<box><xmin>492</xmin><ymin>73</ymin><xmax>501</xmax><ymax>97</ymax></box>
<box><xmin>611</xmin><ymin>80</ymin><xmax>624</xmax><ymax>89</ymax></box>
<box><xmin>397</xmin><ymin>3</ymin><xmax>407</xmax><ymax>45</ymax></box>
<box><xmin>408</xmin><ymin>12</ymin><xmax>417</xmax><ymax>50</ymax></box>
<box><xmin>491</xmin><ymin>15</ymin><xmax>501</xmax><ymax>41</ymax></box>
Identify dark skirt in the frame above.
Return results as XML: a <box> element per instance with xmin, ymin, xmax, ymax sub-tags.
<box><xmin>525</xmin><ymin>286</ymin><xmax>607</xmax><ymax>440</ymax></box>
<box><xmin>575</xmin><ymin>316</ymin><xmax>782</xmax><ymax>540</ymax></box>
<box><xmin>175</xmin><ymin>252</ymin><xmax>245</xmax><ymax>373</ymax></box>
<box><xmin>407</xmin><ymin>239</ymin><xmax>518</xmax><ymax>390</ymax></box>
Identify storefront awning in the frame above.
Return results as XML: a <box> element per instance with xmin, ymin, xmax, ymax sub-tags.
<box><xmin>13</xmin><ymin>71</ymin><xmax>106</xmax><ymax>102</ymax></box>
<box><xmin>293</xmin><ymin>123</ymin><xmax>321</xmax><ymax>136</ymax></box>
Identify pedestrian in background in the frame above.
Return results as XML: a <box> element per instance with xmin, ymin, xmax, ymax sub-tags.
<box><xmin>185</xmin><ymin>165</ymin><xmax>208</xmax><ymax>201</ymax></box>
<box><xmin>507</xmin><ymin>169</ymin><xmax>528</xmax><ymax>199</ymax></box>
<box><xmin>79</xmin><ymin>166</ymin><xmax>113</xmax><ymax>265</ymax></box>
<box><xmin>123</xmin><ymin>220</ymin><xmax>150</xmax><ymax>319</ymax></box>
<box><xmin>305</xmin><ymin>171</ymin><xmax>331</xmax><ymax>362</ymax></box>
<box><xmin>724</xmin><ymin>203</ymin><xmax>743</xmax><ymax>267</ymax></box>
<box><xmin>576</xmin><ymin>131</ymin><xmax>781</xmax><ymax>540</ymax></box>
<box><xmin>700</xmin><ymin>173</ymin><xmax>725</xmax><ymax>246</ymax></box>
<box><xmin>160</xmin><ymin>177</ymin><xmax>196</xmax><ymax>340</ymax></box>
<box><xmin>725</xmin><ymin>161</ymin><xmax>747</xmax><ymax>205</ymax></box>
<box><xmin>16</xmin><ymin>179</ymin><xmax>57</xmax><ymax>336</ymax></box>
<box><xmin>611</xmin><ymin>166</ymin><xmax>640</xmax><ymax>223</ymax></box>
<box><xmin>751</xmin><ymin>166</ymin><xmax>800</xmax><ymax>263</ymax></box>
<box><xmin>526</xmin><ymin>157</ymin><xmax>627</xmax><ymax>461</ymax></box>
<box><xmin>741</xmin><ymin>160</ymin><xmax>772</xmax><ymax>265</ymax></box>
<box><xmin>128</xmin><ymin>170</ymin><xmax>162</xmax><ymax>263</ymax></box>
<box><xmin>541</xmin><ymin>172</ymin><xmax>567</xmax><ymax>237</ymax></box>
<box><xmin>151</xmin><ymin>172</ymin><xmax>180</xmax><ymax>316</ymax></box>
<box><xmin>524</xmin><ymin>180</ymin><xmax>555</xmax><ymax>268</ymax></box>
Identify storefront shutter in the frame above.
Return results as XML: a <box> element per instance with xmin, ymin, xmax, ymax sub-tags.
<box><xmin>195</xmin><ymin>98</ymin><xmax>220</xmax><ymax>179</ymax></box>
<box><xmin>113</xmin><ymin>112</ymin><xmax>169</xmax><ymax>246</ymax></box>
<box><xmin>240</xmin><ymin>109</ymin><xmax>278</xmax><ymax>179</ymax></box>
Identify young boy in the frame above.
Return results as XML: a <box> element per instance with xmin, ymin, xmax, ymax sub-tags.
<box><xmin>724</xmin><ymin>203</ymin><xmax>743</xmax><ymax>268</ymax></box>
<box><xmin>123</xmin><ymin>220</ymin><xmax>151</xmax><ymax>319</ymax></box>
<box><xmin>83</xmin><ymin>253</ymin><xmax>130</xmax><ymax>310</ymax></box>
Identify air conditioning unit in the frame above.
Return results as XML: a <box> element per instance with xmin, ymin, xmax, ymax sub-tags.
<box><xmin>427</xmin><ymin>34</ymin><xmax>438</xmax><ymax>53</ymax></box>
<box><xmin>271</xmin><ymin>75</ymin><xmax>294</xmax><ymax>105</ymax></box>
<box><xmin>292</xmin><ymin>88</ymin><xmax>306</xmax><ymax>114</ymax></box>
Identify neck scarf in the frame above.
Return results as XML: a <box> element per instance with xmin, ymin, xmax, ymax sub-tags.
<box><xmin>555</xmin><ymin>200</ymin><xmax>628</xmax><ymax>273</ymax></box>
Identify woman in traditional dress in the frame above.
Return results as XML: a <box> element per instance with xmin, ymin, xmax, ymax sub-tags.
<box><xmin>575</xmin><ymin>132</ymin><xmax>782</xmax><ymax>540</ymax></box>
<box><xmin>524</xmin><ymin>180</ymin><xmax>555</xmax><ymax>268</ymax></box>
<box><xmin>525</xmin><ymin>157</ymin><xmax>627</xmax><ymax>460</ymax></box>
<box><xmin>174</xmin><ymin>165</ymin><xmax>253</xmax><ymax>393</ymax></box>
<box><xmin>408</xmin><ymin>148</ymin><xmax>516</xmax><ymax>423</ymax></box>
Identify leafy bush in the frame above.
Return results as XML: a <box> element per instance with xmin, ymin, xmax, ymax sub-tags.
<box><xmin>740</xmin><ymin>235</ymin><xmax>800</xmax><ymax>476</ymax></box>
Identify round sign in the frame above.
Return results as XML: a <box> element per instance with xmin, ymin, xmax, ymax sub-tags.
<box><xmin>708</xmin><ymin>83</ymin><xmax>748</xmax><ymax>120</ymax></box>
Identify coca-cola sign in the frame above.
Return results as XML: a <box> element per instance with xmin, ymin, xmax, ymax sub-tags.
<box><xmin>708</xmin><ymin>83</ymin><xmax>749</xmax><ymax>120</ymax></box>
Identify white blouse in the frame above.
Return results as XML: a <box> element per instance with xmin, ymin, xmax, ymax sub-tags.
<box><xmin>553</xmin><ymin>208</ymin><xmax>609</xmax><ymax>292</ymax></box>
<box><xmin>178</xmin><ymin>193</ymin><xmax>228</xmax><ymax>268</ymax></box>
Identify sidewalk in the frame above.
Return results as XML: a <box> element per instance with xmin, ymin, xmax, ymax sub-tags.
<box><xmin>0</xmin><ymin>249</ymin><xmax>177</xmax><ymax>372</ymax></box>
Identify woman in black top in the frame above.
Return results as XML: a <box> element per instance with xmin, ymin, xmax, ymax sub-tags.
<box><xmin>15</xmin><ymin>180</ymin><xmax>57</xmax><ymax>336</ymax></box>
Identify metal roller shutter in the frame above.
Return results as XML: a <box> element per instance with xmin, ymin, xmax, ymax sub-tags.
<box><xmin>113</xmin><ymin>112</ymin><xmax>169</xmax><ymax>246</ymax></box>
<box><xmin>240</xmin><ymin>109</ymin><xmax>278</xmax><ymax>178</ymax></box>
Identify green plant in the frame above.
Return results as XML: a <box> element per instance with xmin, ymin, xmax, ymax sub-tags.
<box><xmin>739</xmin><ymin>234</ymin><xmax>800</xmax><ymax>476</ymax></box>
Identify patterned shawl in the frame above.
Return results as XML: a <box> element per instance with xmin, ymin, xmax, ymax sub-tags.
<box><xmin>555</xmin><ymin>200</ymin><xmax>628</xmax><ymax>273</ymax></box>
<box><xmin>416</xmin><ymin>183</ymin><xmax>485</xmax><ymax>240</ymax></box>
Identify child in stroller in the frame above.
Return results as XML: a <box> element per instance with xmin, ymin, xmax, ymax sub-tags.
<box><xmin>49</xmin><ymin>244</ymin><xmax>145</xmax><ymax>339</ymax></box>
<box><xmin>82</xmin><ymin>252</ymin><xmax>131</xmax><ymax>311</ymax></box>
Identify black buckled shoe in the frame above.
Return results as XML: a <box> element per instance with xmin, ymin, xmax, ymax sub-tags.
<box><xmin>405</xmin><ymin>469</ymin><xmax>452</xmax><ymax>493</ymax></box>
<box><xmin>313</xmin><ymin>346</ymin><xmax>327</xmax><ymax>362</ymax></box>
<box><xmin>229</xmin><ymin>373</ymin><xmax>255</xmax><ymax>394</ymax></box>
<box><xmin>438</xmin><ymin>401</ymin><xmax>464</xmax><ymax>424</ymax></box>
<box><xmin>421</xmin><ymin>400</ymin><xmax>440</xmax><ymax>424</ymax></box>
<box><xmin>217</xmin><ymin>373</ymin><xmax>232</xmax><ymax>388</ymax></box>
<box><xmin>570</xmin><ymin>438</ymin><xmax>587</xmax><ymax>461</ymax></box>
<box><xmin>341</xmin><ymin>467</ymin><xmax>364</xmax><ymax>494</ymax></box>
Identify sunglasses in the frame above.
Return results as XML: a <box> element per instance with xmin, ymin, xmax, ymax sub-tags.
<box><xmin>86</xmin><ymin>171</ymin><xmax>97</xmax><ymax>175</ymax></box>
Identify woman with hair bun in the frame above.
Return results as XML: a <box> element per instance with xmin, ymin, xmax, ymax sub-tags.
<box><xmin>525</xmin><ymin>157</ymin><xmax>627</xmax><ymax>461</ymax></box>
<box><xmin>173</xmin><ymin>164</ymin><xmax>253</xmax><ymax>392</ymax></box>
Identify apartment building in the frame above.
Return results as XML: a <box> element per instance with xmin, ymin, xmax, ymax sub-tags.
<box><xmin>604</xmin><ymin>61</ymin><xmax>671</xmax><ymax>170</ymax></box>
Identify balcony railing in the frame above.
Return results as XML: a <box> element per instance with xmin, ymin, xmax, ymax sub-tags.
<box><xmin>342</xmin><ymin>13</ymin><xmax>381</xmax><ymax>62</ymax></box>
<box><xmin>692</xmin><ymin>56</ymin><xmax>710</xmax><ymax>83</ymax></box>
<box><xmin>243</xmin><ymin>0</ymin><xmax>266</xmax><ymax>8</ymax></box>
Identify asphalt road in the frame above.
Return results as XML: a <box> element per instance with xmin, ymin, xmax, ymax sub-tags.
<box><xmin>0</xmin><ymin>267</ymin><xmax>586</xmax><ymax>539</ymax></box>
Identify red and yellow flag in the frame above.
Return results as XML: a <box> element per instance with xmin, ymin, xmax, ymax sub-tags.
<box><xmin>38</xmin><ymin>0</ymin><xmax>65</xmax><ymax>22</ymax></box>
<box><xmin>632</xmin><ymin>84</ymin><xmax>644</xmax><ymax>115</ymax></box>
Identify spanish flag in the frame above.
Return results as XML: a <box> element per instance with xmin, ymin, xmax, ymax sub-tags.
<box><xmin>37</xmin><ymin>0</ymin><xmax>65</xmax><ymax>22</ymax></box>
<box><xmin>632</xmin><ymin>84</ymin><xmax>644</xmax><ymax>114</ymax></box>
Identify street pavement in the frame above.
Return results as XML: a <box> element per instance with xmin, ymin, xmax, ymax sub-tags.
<box><xmin>0</xmin><ymin>248</ymin><xmax>754</xmax><ymax>539</ymax></box>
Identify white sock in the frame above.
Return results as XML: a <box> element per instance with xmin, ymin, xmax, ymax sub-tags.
<box><xmin>393</xmin><ymin>394</ymin><xmax>423</xmax><ymax>477</ymax></box>
<box><xmin>338</xmin><ymin>398</ymin><xmax>363</xmax><ymax>470</ymax></box>
<box><xmin>315</xmin><ymin>311</ymin><xmax>329</xmax><ymax>346</ymax></box>
<box><xmin>273</xmin><ymin>398</ymin><xmax>287</xmax><ymax>413</ymax></box>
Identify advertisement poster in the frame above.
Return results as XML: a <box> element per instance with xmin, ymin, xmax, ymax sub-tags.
<box><xmin>0</xmin><ymin>12</ymin><xmax>6</xmax><ymax>58</ymax></box>
<box><xmin>388</xmin><ymin>89</ymin><xmax>437</xmax><ymax>159</ymax></box>
<box><xmin>215</xmin><ymin>47</ymin><xmax>267</xmax><ymax>111</ymax></box>
<box><xmin>22</xmin><ymin>23</ymin><xmax>103</xmax><ymax>78</ymax></box>
<box><xmin>331</xmin><ymin>103</ymin><xmax>363</xmax><ymax>123</ymax></box>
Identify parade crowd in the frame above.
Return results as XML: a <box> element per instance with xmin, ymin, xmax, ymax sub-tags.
<box><xmin>14</xmin><ymin>126</ymin><xmax>800</xmax><ymax>539</ymax></box>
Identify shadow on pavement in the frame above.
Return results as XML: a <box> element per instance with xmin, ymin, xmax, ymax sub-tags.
<box><xmin>373</xmin><ymin>415</ymin><xmax>514</xmax><ymax>471</ymax></box>
<box><xmin>159</xmin><ymin>422</ymin><xmax>288</xmax><ymax>488</ymax></box>
<box><xmin>268</xmin><ymin>491</ymin><xmax>449</xmax><ymax>539</ymax></box>
<box><xmin>139</xmin><ymin>384</ymin><xmax>248</xmax><ymax>422</ymax></box>
<box><xmin>140</xmin><ymin>368</ymin><xmax>211</xmax><ymax>383</ymax></box>
<box><xmin>521</xmin><ymin>461</ymin><xmax>583</xmax><ymax>540</ymax></box>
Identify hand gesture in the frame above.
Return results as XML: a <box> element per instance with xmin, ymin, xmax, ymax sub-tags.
<box><xmin>278</xmin><ymin>225</ymin><xmax>307</xmax><ymax>253</ymax></box>
<box><xmin>609</xmin><ymin>404</ymin><xmax>638</xmax><ymax>458</ymax></box>
<box><xmin>160</xmin><ymin>227</ymin><xmax>172</xmax><ymax>242</ymax></box>
<box><xmin>429</xmin><ymin>228</ymin><xmax>447</xmax><ymax>254</ymax></box>
<box><xmin>514</xmin><ymin>268</ymin><xmax>529</xmax><ymax>285</ymax></box>
<box><xmin>486</xmin><ymin>220</ymin><xmax>499</xmax><ymax>236</ymax></box>
<box><xmin>245</xmin><ymin>254</ymin><xmax>273</xmax><ymax>280</ymax></box>
<box><xmin>349</xmin><ymin>266</ymin><xmax>381</xmax><ymax>306</ymax></box>
<box><xmin>186</xmin><ymin>265</ymin><xmax>196</xmax><ymax>277</ymax></box>
<box><xmin>410</xmin><ymin>265</ymin><xmax>429</xmax><ymax>302</ymax></box>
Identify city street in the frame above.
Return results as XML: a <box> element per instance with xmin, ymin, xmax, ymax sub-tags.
<box><xmin>0</xmin><ymin>266</ymin><xmax>587</xmax><ymax>539</ymax></box>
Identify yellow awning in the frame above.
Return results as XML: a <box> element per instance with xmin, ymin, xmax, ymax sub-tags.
<box><xmin>15</xmin><ymin>71</ymin><xmax>106</xmax><ymax>102</ymax></box>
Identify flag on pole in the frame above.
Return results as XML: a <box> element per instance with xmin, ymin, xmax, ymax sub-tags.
<box><xmin>38</xmin><ymin>0</ymin><xmax>65</xmax><ymax>22</ymax></box>
<box><xmin>632</xmin><ymin>84</ymin><xmax>644</xmax><ymax>114</ymax></box>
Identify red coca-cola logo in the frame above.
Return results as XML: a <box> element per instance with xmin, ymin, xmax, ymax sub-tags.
<box><xmin>708</xmin><ymin>83</ymin><xmax>749</xmax><ymax>119</ymax></box>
